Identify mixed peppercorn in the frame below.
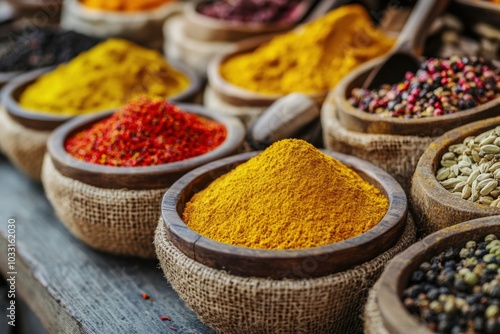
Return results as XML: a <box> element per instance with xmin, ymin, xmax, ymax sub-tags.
<box><xmin>65</xmin><ymin>98</ymin><xmax>227</xmax><ymax>167</ymax></box>
<box><xmin>349</xmin><ymin>56</ymin><xmax>500</xmax><ymax>119</ymax></box>
<box><xmin>403</xmin><ymin>234</ymin><xmax>500</xmax><ymax>333</ymax></box>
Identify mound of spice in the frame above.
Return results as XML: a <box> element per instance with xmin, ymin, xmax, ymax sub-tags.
<box><xmin>65</xmin><ymin>99</ymin><xmax>227</xmax><ymax>167</ymax></box>
<box><xmin>403</xmin><ymin>234</ymin><xmax>500</xmax><ymax>333</ymax></box>
<box><xmin>19</xmin><ymin>39</ymin><xmax>189</xmax><ymax>115</ymax></box>
<box><xmin>80</xmin><ymin>0</ymin><xmax>172</xmax><ymax>11</ymax></box>
<box><xmin>197</xmin><ymin>0</ymin><xmax>302</xmax><ymax>23</ymax></box>
<box><xmin>219</xmin><ymin>4</ymin><xmax>393</xmax><ymax>95</ymax></box>
<box><xmin>437</xmin><ymin>126</ymin><xmax>500</xmax><ymax>207</ymax></box>
<box><xmin>0</xmin><ymin>28</ymin><xmax>100</xmax><ymax>73</ymax></box>
<box><xmin>183</xmin><ymin>139</ymin><xmax>388</xmax><ymax>250</ymax></box>
<box><xmin>349</xmin><ymin>56</ymin><xmax>500</xmax><ymax>118</ymax></box>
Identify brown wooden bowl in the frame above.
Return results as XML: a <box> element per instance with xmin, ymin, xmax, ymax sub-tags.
<box><xmin>377</xmin><ymin>215</ymin><xmax>500</xmax><ymax>334</ymax></box>
<box><xmin>452</xmin><ymin>0</ymin><xmax>500</xmax><ymax>27</ymax></box>
<box><xmin>335</xmin><ymin>57</ymin><xmax>500</xmax><ymax>137</ymax></box>
<box><xmin>411</xmin><ymin>116</ymin><xmax>500</xmax><ymax>236</ymax></box>
<box><xmin>183</xmin><ymin>0</ymin><xmax>313</xmax><ymax>43</ymax></box>
<box><xmin>46</xmin><ymin>103</ymin><xmax>245</xmax><ymax>190</ymax></box>
<box><xmin>207</xmin><ymin>35</ymin><xmax>328</xmax><ymax>107</ymax></box>
<box><xmin>162</xmin><ymin>150</ymin><xmax>408</xmax><ymax>279</ymax></box>
<box><xmin>1</xmin><ymin>61</ymin><xmax>201</xmax><ymax>131</ymax></box>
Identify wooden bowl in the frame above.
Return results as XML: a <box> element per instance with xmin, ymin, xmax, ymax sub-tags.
<box><xmin>1</xmin><ymin>61</ymin><xmax>201</xmax><ymax>131</ymax></box>
<box><xmin>207</xmin><ymin>35</ymin><xmax>328</xmax><ymax>108</ymax></box>
<box><xmin>452</xmin><ymin>0</ymin><xmax>500</xmax><ymax>27</ymax></box>
<box><xmin>377</xmin><ymin>215</ymin><xmax>500</xmax><ymax>334</ymax></box>
<box><xmin>162</xmin><ymin>150</ymin><xmax>408</xmax><ymax>279</ymax></box>
<box><xmin>183</xmin><ymin>0</ymin><xmax>313</xmax><ymax>43</ymax></box>
<box><xmin>335</xmin><ymin>57</ymin><xmax>500</xmax><ymax>137</ymax></box>
<box><xmin>46</xmin><ymin>104</ymin><xmax>245</xmax><ymax>190</ymax></box>
<box><xmin>411</xmin><ymin>115</ymin><xmax>500</xmax><ymax>236</ymax></box>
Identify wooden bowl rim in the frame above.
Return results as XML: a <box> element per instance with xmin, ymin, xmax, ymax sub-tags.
<box><xmin>162</xmin><ymin>150</ymin><xmax>408</xmax><ymax>279</ymax></box>
<box><xmin>414</xmin><ymin>115</ymin><xmax>500</xmax><ymax>216</ymax></box>
<box><xmin>1</xmin><ymin>60</ymin><xmax>201</xmax><ymax>130</ymax></box>
<box><xmin>184</xmin><ymin>0</ymin><xmax>309</xmax><ymax>32</ymax></box>
<box><xmin>335</xmin><ymin>57</ymin><xmax>500</xmax><ymax>136</ymax></box>
<box><xmin>454</xmin><ymin>0</ymin><xmax>500</xmax><ymax>12</ymax></box>
<box><xmin>207</xmin><ymin>34</ymin><xmax>328</xmax><ymax>106</ymax></box>
<box><xmin>67</xmin><ymin>0</ymin><xmax>180</xmax><ymax>18</ymax></box>
<box><xmin>47</xmin><ymin>103</ymin><xmax>245</xmax><ymax>189</ymax></box>
<box><xmin>377</xmin><ymin>215</ymin><xmax>500</xmax><ymax>334</ymax></box>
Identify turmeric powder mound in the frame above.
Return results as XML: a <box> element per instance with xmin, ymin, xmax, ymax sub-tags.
<box><xmin>183</xmin><ymin>139</ymin><xmax>389</xmax><ymax>250</ymax></box>
<box><xmin>220</xmin><ymin>4</ymin><xmax>394</xmax><ymax>95</ymax></box>
<box><xmin>19</xmin><ymin>39</ymin><xmax>189</xmax><ymax>115</ymax></box>
<box><xmin>81</xmin><ymin>0</ymin><xmax>171</xmax><ymax>12</ymax></box>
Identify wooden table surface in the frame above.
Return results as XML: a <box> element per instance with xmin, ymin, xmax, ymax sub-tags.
<box><xmin>0</xmin><ymin>155</ymin><xmax>214</xmax><ymax>334</ymax></box>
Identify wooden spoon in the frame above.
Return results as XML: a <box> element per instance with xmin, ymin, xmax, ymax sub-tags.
<box><xmin>362</xmin><ymin>0</ymin><xmax>450</xmax><ymax>89</ymax></box>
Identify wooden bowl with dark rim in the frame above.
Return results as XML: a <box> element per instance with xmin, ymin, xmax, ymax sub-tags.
<box><xmin>1</xmin><ymin>61</ymin><xmax>201</xmax><ymax>131</ymax></box>
<box><xmin>377</xmin><ymin>215</ymin><xmax>500</xmax><ymax>334</ymax></box>
<box><xmin>183</xmin><ymin>0</ymin><xmax>314</xmax><ymax>43</ymax></box>
<box><xmin>207</xmin><ymin>34</ymin><xmax>328</xmax><ymax>108</ymax></box>
<box><xmin>335</xmin><ymin>57</ymin><xmax>500</xmax><ymax>137</ymax></box>
<box><xmin>411</xmin><ymin>115</ymin><xmax>500</xmax><ymax>235</ymax></box>
<box><xmin>46</xmin><ymin>103</ymin><xmax>245</xmax><ymax>190</ymax></box>
<box><xmin>162</xmin><ymin>150</ymin><xmax>408</xmax><ymax>279</ymax></box>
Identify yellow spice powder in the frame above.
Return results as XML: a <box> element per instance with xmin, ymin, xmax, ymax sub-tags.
<box><xmin>220</xmin><ymin>4</ymin><xmax>394</xmax><ymax>95</ymax></box>
<box><xmin>183</xmin><ymin>139</ymin><xmax>389</xmax><ymax>250</ymax></box>
<box><xmin>81</xmin><ymin>0</ymin><xmax>172</xmax><ymax>11</ymax></box>
<box><xmin>19</xmin><ymin>39</ymin><xmax>189</xmax><ymax>115</ymax></box>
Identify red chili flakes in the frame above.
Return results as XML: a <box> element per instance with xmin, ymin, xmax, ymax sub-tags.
<box><xmin>141</xmin><ymin>293</ymin><xmax>152</xmax><ymax>301</ymax></box>
<box><xmin>169</xmin><ymin>327</ymin><xmax>177</xmax><ymax>331</ymax></box>
<box><xmin>160</xmin><ymin>316</ymin><xmax>171</xmax><ymax>321</ymax></box>
<box><xmin>65</xmin><ymin>98</ymin><xmax>227</xmax><ymax>167</ymax></box>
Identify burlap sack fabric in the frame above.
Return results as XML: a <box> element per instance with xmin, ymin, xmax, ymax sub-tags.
<box><xmin>0</xmin><ymin>105</ymin><xmax>50</xmax><ymax>180</ymax></box>
<box><xmin>321</xmin><ymin>93</ymin><xmax>436</xmax><ymax>193</ymax></box>
<box><xmin>155</xmin><ymin>214</ymin><xmax>416</xmax><ymax>333</ymax></box>
<box><xmin>364</xmin><ymin>282</ymin><xmax>390</xmax><ymax>334</ymax></box>
<box><xmin>204</xmin><ymin>86</ymin><xmax>267</xmax><ymax>129</ymax></box>
<box><xmin>61</xmin><ymin>0</ymin><xmax>181</xmax><ymax>50</ymax></box>
<box><xmin>42</xmin><ymin>155</ymin><xmax>165</xmax><ymax>258</ymax></box>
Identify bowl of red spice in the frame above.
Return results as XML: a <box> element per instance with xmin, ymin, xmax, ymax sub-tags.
<box><xmin>156</xmin><ymin>139</ymin><xmax>414</xmax><ymax>333</ymax></box>
<box><xmin>46</xmin><ymin>99</ymin><xmax>245</xmax><ymax>189</ymax></box>
<box><xmin>184</xmin><ymin>0</ymin><xmax>313</xmax><ymax>43</ymax></box>
<box><xmin>41</xmin><ymin>99</ymin><xmax>244</xmax><ymax>258</ymax></box>
<box><xmin>336</xmin><ymin>56</ymin><xmax>500</xmax><ymax>137</ymax></box>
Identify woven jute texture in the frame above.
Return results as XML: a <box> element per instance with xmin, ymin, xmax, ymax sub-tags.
<box><xmin>155</xmin><ymin>214</ymin><xmax>416</xmax><ymax>333</ymax></box>
<box><xmin>364</xmin><ymin>282</ymin><xmax>390</xmax><ymax>334</ymax></box>
<box><xmin>0</xmin><ymin>105</ymin><xmax>50</xmax><ymax>181</ymax></box>
<box><xmin>42</xmin><ymin>155</ymin><xmax>165</xmax><ymax>258</ymax></box>
<box><xmin>321</xmin><ymin>94</ymin><xmax>436</xmax><ymax>194</ymax></box>
<box><xmin>204</xmin><ymin>86</ymin><xmax>267</xmax><ymax>129</ymax></box>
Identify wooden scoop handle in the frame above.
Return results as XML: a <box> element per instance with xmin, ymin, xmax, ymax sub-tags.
<box><xmin>395</xmin><ymin>0</ymin><xmax>450</xmax><ymax>55</ymax></box>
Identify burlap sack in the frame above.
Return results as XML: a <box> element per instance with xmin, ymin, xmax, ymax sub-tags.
<box><xmin>42</xmin><ymin>154</ymin><xmax>165</xmax><ymax>258</ymax></box>
<box><xmin>155</xmin><ymin>214</ymin><xmax>416</xmax><ymax>333</ymax></box>
<box><xmin>204</xmin><ymin>86</ymin><xmax>266</xmax><ymax>129</ymax></box>
<box><xmin>364</xmin><ymin>282</ymin><xmax>390</xmax><ymax>334</ymax></box>
<box><xmin>61</xmin><ymin>0</ymin><xmax>181</xmax><ymax>49</ymax></box>
<box><xmin>0</xmin><ymin>105</ymin><xmax>50</xmax><ymax>180</ymax></box>
<box><xmin>321</xmin><ymin>92</ymin><xmax>436</xmax><ymax>193</ymax></box>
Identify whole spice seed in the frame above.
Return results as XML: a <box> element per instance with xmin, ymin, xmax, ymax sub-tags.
<box><xmin>403</xmin><ymin>234</ymin><xmax>500</xmax><ymax>333</ymax></box>
<box><xmin>65</xmin><ymin>98</ymin><xmax>227</xmax><ymax>167</ymax></box>
<box><xmin>349</xmin><ymin>56</ymin><xmax>500</xmax><ymax>118</ymax></box>
<box><xmin>0</xmin><ymin>28</ymin><xmax>100</xmax><ymax>72</ymax></box>
<box><xmin>183</xmin><ymin>139</ymin><xmax>388</xmax><ymax>250</ymax></box>
<box><xmin>197</xmin><ymin>0</ymin><xmax>302</xmax><ymax>23</ymax></box>
<box><xmin>437</xmin><ymin>126</ymin><xmax>500</xmax><ymax>207</ymax></box>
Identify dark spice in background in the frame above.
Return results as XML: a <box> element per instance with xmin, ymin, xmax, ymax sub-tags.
<box><xmin>0</xmin><ymin>28</ymin><xmax>100</xmax><ymax>73</ymax></box>
<box><xmin>197</xmin><ymin>0</ymin><xmax>302</xmax><ymax>23</ymax></box>
<box><xmin>403</xmin><ymin>234</ymin><xmax>500</xmax><ymax>333</ymax></box>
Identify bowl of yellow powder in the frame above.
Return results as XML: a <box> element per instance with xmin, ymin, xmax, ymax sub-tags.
<box><xmin>161</xmin><ymin>138</ymin><xmax>408</xmax><ymax>279</ymax></box>
<box><xmin>1</xmin><ymin>39</ymin><xmax>200</xmax><ymax>131</ymax></box>
<box><xmin>207</xmin><ymin>5</ymin><xmax>394</xmax><ymax>108</ymax></box>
